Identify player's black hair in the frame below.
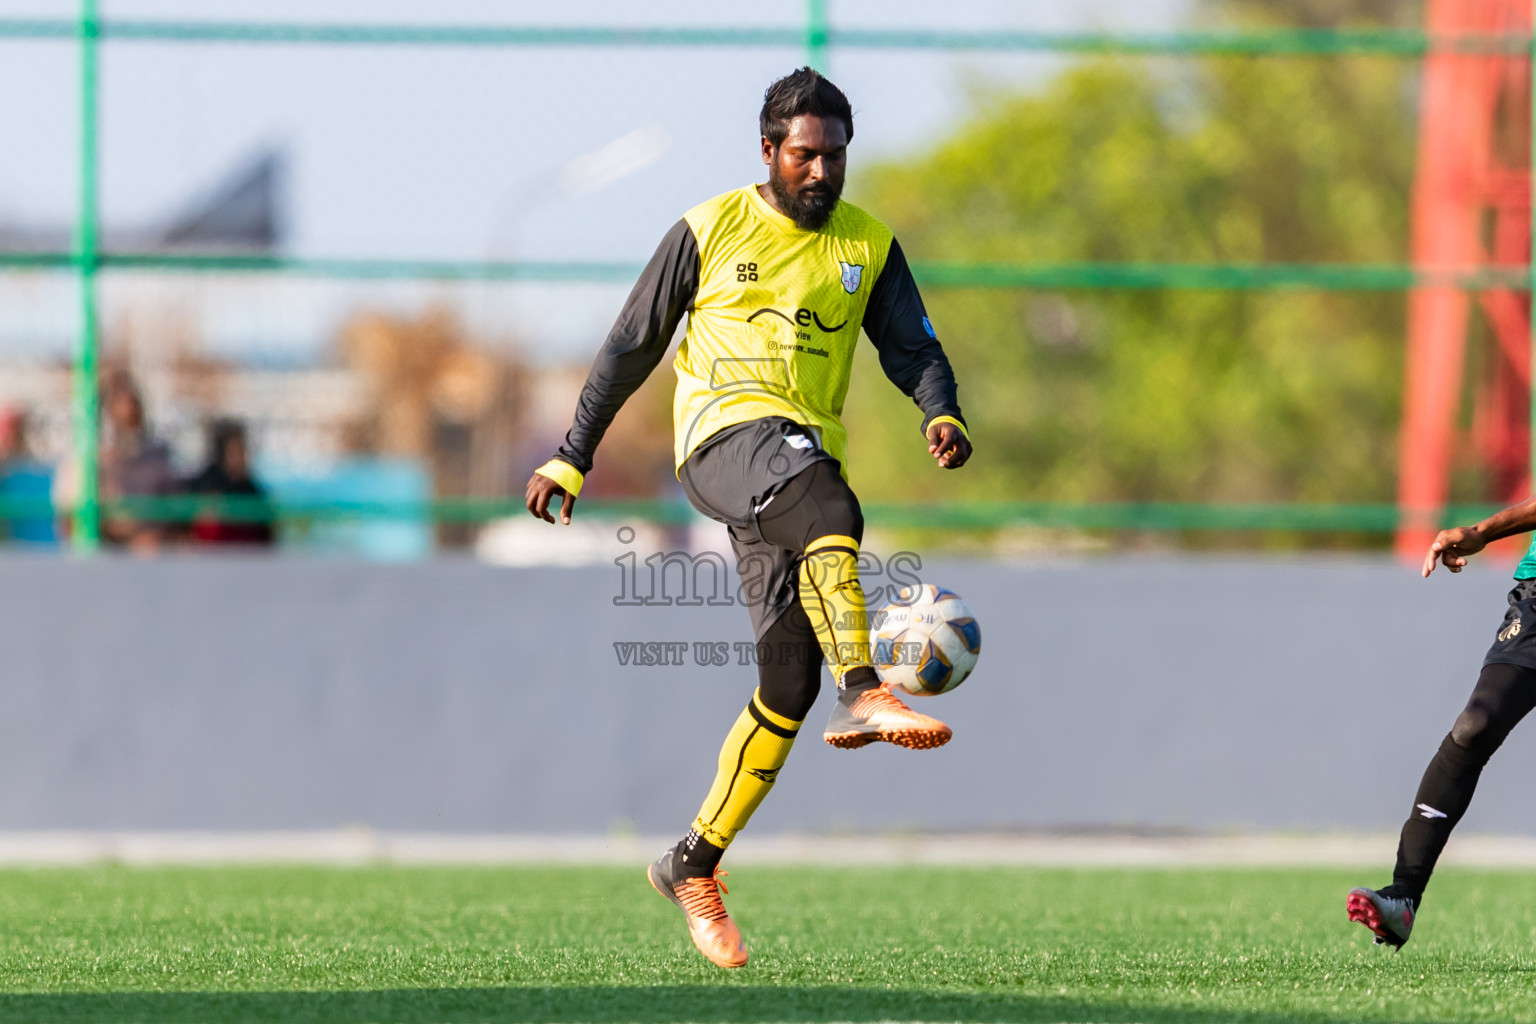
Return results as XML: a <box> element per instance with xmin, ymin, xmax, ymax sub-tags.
<box><xmin>760</xmin><ymin>67</ymin><xmax>854</xmax><ymax>147</ymax></box>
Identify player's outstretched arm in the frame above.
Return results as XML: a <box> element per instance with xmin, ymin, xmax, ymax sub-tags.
<box><xmin>863</xmin><ymin>238</ymin><xmax>971</xmax><ymax>469</ymax></box>
<box><xmin>1423</xmin><ymin>495</ymin><xmax>1536</xmax><ymax>576</ymax></box>
<box><xmin>524</xmin><ymin>218</ymin><xmax>701</xmax><ymax>525</ymax></box>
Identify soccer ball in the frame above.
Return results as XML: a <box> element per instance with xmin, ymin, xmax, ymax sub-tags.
<box><xmin>871</xmin><ymin>584</ymin><xmax>981</xmax><ymax>696</ymax></box>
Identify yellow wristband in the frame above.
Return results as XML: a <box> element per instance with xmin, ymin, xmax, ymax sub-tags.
<box><xmin>926</xmin><ymin>415</ymin><xmax>970</xmax><ymax>441</ymax></box>
<box><xmin>534</xmin><ymin>459</ymin><xmax>585</xmax><ymax>497</ymax></box>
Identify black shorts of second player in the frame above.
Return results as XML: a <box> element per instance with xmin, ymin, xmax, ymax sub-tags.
<box><xmin>678</xmin><ymin>416</ymin><xmax>864</xmax><ymax>641</ymax></box>
<box><xmin>1483</xmin><ymin>578</ymin><xmax>1536</xmax><ymax>671</ymax></box>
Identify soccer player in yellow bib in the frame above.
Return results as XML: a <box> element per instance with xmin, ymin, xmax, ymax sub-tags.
<box><xmin>525</xmin><ymin>68</ymin><xmax>972</xmax><ymax>969</ymax></box>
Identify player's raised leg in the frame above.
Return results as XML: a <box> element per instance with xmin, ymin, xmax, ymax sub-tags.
<box><xmin>1348</xmin><ymin>661</ymin><xmax>1536</xmax><ymax>947</ymax></box>
<box><xmin>759</xmin><ymin>460</ymin><xmax>951</xmax><ymax>750</ymax></box>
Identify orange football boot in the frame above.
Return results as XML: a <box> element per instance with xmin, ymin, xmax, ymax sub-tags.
<box><xmin>823</xmin><ymin>680</ymin><xmax>952</xmax><ymax>750</ymax></box>
<box><xmin>647</xmin><ymin>847</ymin><xmax>748</xmax><ymax>968</ymax></box>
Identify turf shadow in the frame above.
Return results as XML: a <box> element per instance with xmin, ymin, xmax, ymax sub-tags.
<box><xmin>0</xmin><ymin>986</ymin><xmax>1450</xmax><ymax>1024</ymax></box>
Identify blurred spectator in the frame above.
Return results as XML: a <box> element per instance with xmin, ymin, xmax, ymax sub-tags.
<box><xmin>0</xmin><ymin>406</ymin><xmax>28</xmax><ymax>466</ymax></box>
<box><xmin>185</xmin><ymin>418</ymin><xmax>275</xmax><ymax>548</ymax></box>
<box><xmin>53</xmin><ymin>375</ymin><xmax>179</xmax><ymax>552</ymax></box>
<box><xmin>0</xmin><ymin>406</ymin><xmax>55</xmax><ymax>545</ymax></box>
<box><xmin>100</xmin><ymin>378</ymin><xmax>179</xmax><ymax>551</ymax></box>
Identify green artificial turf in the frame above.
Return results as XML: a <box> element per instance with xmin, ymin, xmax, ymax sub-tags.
<box><xmin>0</xmin><ymin>863</ymin><xmax>1532</xmax><ymax>1022</ymax></box>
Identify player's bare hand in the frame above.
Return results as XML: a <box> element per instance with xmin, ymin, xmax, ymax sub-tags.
<box><xmin>525</xmin><ymin>472</ymin><xmax>576</xmax><ymax>524</ymax></box>
<box><xmin>1423</xmin><ymin>526</ymin><xmax>1485</xmax><ymax>577</ymax></box>
<box><xmin>926</xmin><ymin>421</ymin><xmax>971</xmax><ymax>469</ymax></box>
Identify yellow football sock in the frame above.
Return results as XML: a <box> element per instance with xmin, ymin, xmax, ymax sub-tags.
<box><xmin>691</xmin><ymin>690</ymin><xmax>801</xmax><ymax>849</ymax></box>
<box><xmin>798</xmin><ymin>534</ymin><xmax>872</xmax><ymax>684</ymax></box>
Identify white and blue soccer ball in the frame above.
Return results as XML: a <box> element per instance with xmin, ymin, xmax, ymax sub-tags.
<box><xmin>872</xmin><ymin>584</ymin><xmax>981</xmax><ymax>696</ymax></box>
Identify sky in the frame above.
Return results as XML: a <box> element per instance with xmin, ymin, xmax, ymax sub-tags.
<box><xmin>0</xmin><ymin>0</ymin><xmax>1194</xmax><ymax>360</ymax></box>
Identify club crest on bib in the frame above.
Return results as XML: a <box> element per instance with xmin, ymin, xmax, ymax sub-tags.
<box><xmin>838</xmin><ymin>261</ymin><xmax>863</xmax><ymax>294</ymax></box>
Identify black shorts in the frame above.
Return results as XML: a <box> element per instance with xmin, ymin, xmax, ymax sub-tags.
<box><xmin>679</xmin><ymin>417</ymin><xmax>838</xmax><ymax>640</ymax></box>
<box><xmin>1484</xmin><ymin>579</ymin><xmax>1536</xmax><ymax>670</ymax></box>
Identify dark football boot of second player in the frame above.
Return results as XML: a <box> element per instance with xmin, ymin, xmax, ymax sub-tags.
<box><xmin>1347</xmin><ymin>886</ymin><xmax>1416</xmax><ymax>949</ymax></box>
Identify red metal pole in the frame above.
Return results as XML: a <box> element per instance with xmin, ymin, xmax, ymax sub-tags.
<box><xmin>1396</xmin><ymin>0</ymin><xmax>1528</xmax><ymax>558</ymax></box>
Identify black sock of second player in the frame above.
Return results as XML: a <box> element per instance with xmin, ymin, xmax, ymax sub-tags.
<box><xmin>1391</xmin><ymin>733</ymin><xmax>1487</xmax><ymax>902</ymax></box>
<box><xmin>677</xmin><ymin>828</ymin><xmax>725</xmax><ymax>876</ymax></box>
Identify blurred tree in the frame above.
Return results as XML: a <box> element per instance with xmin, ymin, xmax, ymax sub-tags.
<box><xmin>1203</xmin><ymin>0</ymin><xmax>1421</xmax><ymax>31</ymax></box>
<box><xmin>844</xmin><ymin>2</ymin><xmax>1424</xmax><ymax>520</ymax></box>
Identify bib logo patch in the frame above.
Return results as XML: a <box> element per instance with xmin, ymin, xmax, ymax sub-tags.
<box><xmin>839</xmin><ymin>261</ymin><xmax>863</xmax><ymax>294</ymax></box>
<box><xmin>1500</xmin><ymin>617</ymin><xmax>1522</xmax><ymax>642</ymax></box>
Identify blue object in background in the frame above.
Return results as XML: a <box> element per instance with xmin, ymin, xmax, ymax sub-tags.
<box><xmin>258</xmin><ymin>458</ymin><xmax>432</xmax><ymax>561</ymax></box>
<box><xmin>0</xmin><ymin>463</ymin><xmax>58</xmax><ymax>546</ymax></box>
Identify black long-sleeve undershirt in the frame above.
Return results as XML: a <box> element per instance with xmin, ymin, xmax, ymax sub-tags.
<box><xmin>554</xmin><ymin>218</ymin><xmax>700</xmax><ymax>475</ymax></box>
<box><xmin>861</xmin><ymin>238</ymin><xmax>965</xmax><ymax>435</ymax></box>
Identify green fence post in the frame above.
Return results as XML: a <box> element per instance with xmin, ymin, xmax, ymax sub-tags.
<box><xmin>71</xmin><ymin>0</ymin><xmax>100</xmax><ymax>551</ymax></box>
<box><xmin>805</xmin><ymin>0</ymin><xmax>828</xmax><ymax>71</ymax></box>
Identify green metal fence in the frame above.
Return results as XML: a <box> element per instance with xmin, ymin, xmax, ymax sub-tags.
<box><xmin>2</xmin><ymin>4</ymin><xmax>1532</xmax><ymax>546</ymax></box>
<box><xmin>0</xmin><ymin>494</ymin><xmax>1505</xmax><ymax>534</ymax></box>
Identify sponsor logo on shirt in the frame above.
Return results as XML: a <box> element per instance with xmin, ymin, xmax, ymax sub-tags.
<box><xmin>747</xmin><ymin>307</ymin><xmax>847</xmax><ymax>333</ymax></box>
<box><xmin>745</xmin><ymin>306</ymin><xmax>845</xmax><ymax>357</ymax></box>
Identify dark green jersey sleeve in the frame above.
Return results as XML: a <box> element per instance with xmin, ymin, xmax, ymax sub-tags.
<box><xmin>862</xmin><ymin>238</ymin><xmax>966</xmax><ymax>434</ymax></box>
<box><xmin>553</xmin><ymin>218</ymin><xmax>701</xmax><ymax>474</ymax></box>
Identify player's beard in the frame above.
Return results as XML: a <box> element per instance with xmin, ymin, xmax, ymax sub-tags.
<box><xmin>767</xmin><ymin>167</ymin><xmax>842</xmax><ymax>231</ymax></box>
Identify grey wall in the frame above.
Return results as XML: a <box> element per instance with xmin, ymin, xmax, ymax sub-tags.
<box><xmin>0</xmin><ymin>554</ymin><xmax>1529</xmax><ymax>835</ymax></box>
